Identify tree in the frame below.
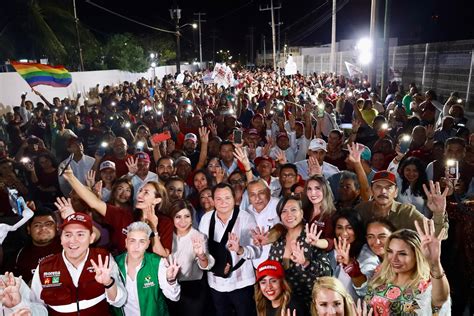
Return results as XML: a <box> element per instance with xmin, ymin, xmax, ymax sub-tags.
<box><xmin>103</xmin><ymin>33</ymin><xmax>148</xmax><ymax>72</ymax></box>
<box><xmin>138</xmin><ymin>33</ymin><xmax>176</xmax><ymax>66</ymax></box>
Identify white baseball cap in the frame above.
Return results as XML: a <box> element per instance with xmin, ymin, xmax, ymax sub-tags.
<box><xmin>308</xmin><ymin>138</ymin><xmax>327</xmax><ymax>152</ymax></box>
<box><xmin>99</xmin><ymin>160</ymin><xmax>116</xmax><ymax>171</ymax></box>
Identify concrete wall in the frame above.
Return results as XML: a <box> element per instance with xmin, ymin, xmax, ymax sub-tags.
<box><xmin>0</xmin><ymin>64</ymin><xmax>198</xmax><ymax>114</ymax></box>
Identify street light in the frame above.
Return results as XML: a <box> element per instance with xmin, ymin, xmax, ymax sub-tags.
<box><xmin>356</xmin><ymin>37</ymin><xmax>373</xmax><ymax>65</ymax></box>
<box><xmin>170</xmin><ymin>6</ymin><xmax>198</xmax><ymax>74</ymax></box>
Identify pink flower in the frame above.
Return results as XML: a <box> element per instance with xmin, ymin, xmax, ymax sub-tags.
<box><xmin>417</xmin><ymin>279</ymin><xmax>430</xmax><ymax>293</ymax></box>
<box><xmin>386</xmin><ymin>286</ymin><xmax>402</xmax><ymax>300</ymax></box>
<box><xmin>370</xmin><ymin>297</ymin><xmax>390</xmax><ymax>316</ymax></box>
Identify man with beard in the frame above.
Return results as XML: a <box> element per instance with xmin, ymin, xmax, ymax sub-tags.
<box><xmin>355</xmin><ymin>170</ymin><xmax>449</xmax><ymax>236</ymax></box>
<box><xmin>156</xmin><ymin>156</ymin><xmax>175</xmax><ymax>185</ymax></box>
<box><xmin>15</xmin><ymin>208</ymin><xmax>63</xmax><ymax>284</ymax></box>
<box><xmin>126</xmin><ymin>152</ymin><xmax>158</xmax><ymax>198</ymax></box>
<box><xmin>182</xmin><ymin>133</ymin><xmax>200</xmax><ymax>168</ymax></box>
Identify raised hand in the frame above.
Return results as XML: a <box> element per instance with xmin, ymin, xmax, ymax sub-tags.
<box><xmin>251</xmin><ymin>226</ymin><xmax>269</xmax><ymax>246</ymax></box>
<box><xmin>355</xmin><ymin>298</ymin><xmax>373</xmax><ymax>316</ymax></box>
<box><xmin>262</xmin><ymin>137</ymin><xmax>273</xmax><ymax>157</ymax></box>
<box><xmin>199</xmin><ymin>126</ymin><xmax>210</xmax><ymax>144</ymax></box>
<box><xmin>334</xmin><ymin>236</ymin><xmax>351</xmax><ymax>266</ymax></box>
<box><xmin>290</xmin><ymin>240</ymin><xmax>307</xmax><ymax>266</ymax></box>
<box><xmin>425</xmin><ymin>124</ymin><xmax>434</xmax><ymax>140</ymax></box>
<box><xmin>86</xmin><ymin>169</ymin><xmax>96</xmax><ymax>188</ymax></box>
<box><xmin>54</xmin><ymin>197</ymin><xmax>75</xmax><ymax>219</ymax></box>
<box><xmin>351</xmin><ymin>119</ymin><xmax>361</xmax><ymax>133</ymax></box>
<box><xmin>248</xmin><ymin>143</ymin><xmax>257</xmax><ymax>161</ymax></box>
<box><xmin>288</xmin><ymin>112</ymin><xmax>296</xmax><ymax>131</ymax></box>
<box><xmin>233</xmin><ymin>146</ymin><xmax>251</xmax><ymax>171</ymax></box>
<box><xmin>347</xmin><ymin>142</ymin><xmax>365</xmax><ymax>164</ymax></box>
<box><xmin>93</xmin><ymin>180</ymin><xmax>103</xmax><ymax>200</ymax></box>
<box><xmin>275</xmin><ymin>148</ymin><xmax>287</xmax><ymax>165</ymax></box>
<box><xmin>215</xmin><ymin>167</ymin><xmax>225</xmax><ymax>184</ymax></box>
<box><xmin>308</xmin><ymin>155</ymin><xmax>322</xmax><ymax>176</ymax></box>
<box><xmin>11</xmin><ymin>308</ymin><xmax>32</xmax><ymax>316</ymax></box>
<box><xmin>227</xmin><ymin>232</ymin><xmax>241</xmax><ymax>253</ymax></box>
<box><xmin>126</xmin><ymin>157</ymin><xmax>139</xmax><ymax>175</ymax></box>
<box><xmin>90</xmin><ymin>254</ymin><xmax>113</xmax><ymax>286</ymax></box>
<box><xmin>305</xmin><ymin>223</ymin><xmax>322</xmax><ymax>246</ymax></box>
<box><xmin>0</xmin><ymin>272</ymin><xmax>22</xmax><ymax>308</ymax></box>
<box><xmin>170</xmin><ymin>122</ymin><xmax>180</xmax><ymax>134</ymax></box>
<box><xmin>143</xmin><ymin>205</ymin><xmax>159</xmax><ymax>230</ymax></box>
<box><xmin>414</xmin><ymin>218</ymin><xmax>446</xmax><ymax>267</ymax></box>
<box><xmin>208</xmin><ymin>122</ymin><xmax>218</xmax><ymax>136</ymax></box>
<box><xmin>191</xmin><ymin>234</ymin><xmax>206</xmax><ymax>258</ymax></box>
<box><xmin>423</xmin><ymin>180</ymin><xmax>448</xmax><ymax>215</ymax></box>
<box><xmin>165</xmin><ymin>255</ymin><xmax>181</xmax><ymax>283</ymax></box>
<box><xmin>281</xmin><ymin>308</ymin><xmax>297</xmax><ymax>316</ymax></box>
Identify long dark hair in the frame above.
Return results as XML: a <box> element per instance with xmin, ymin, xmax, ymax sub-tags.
<box><xmin>398</xmin><ymin>157</ymin><xmax>427</xmax><ymax>198</ymax></box>
<box><xmin>35</xmin><ymin>152</ymin><xmax>59</xmax><ymax>172</ymax></box>
<box><xmin>332</xmin><ymin>209</ymin><xmax>365</xmax><ymax>259</ymax></box>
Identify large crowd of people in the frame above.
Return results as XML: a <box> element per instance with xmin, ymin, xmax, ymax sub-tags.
<box><xmin>0</xmin><ymin>67</ymin><xmax>472</xmax><ymax>315</ymax></box>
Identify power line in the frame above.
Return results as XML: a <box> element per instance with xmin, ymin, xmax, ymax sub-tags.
<box><xmin>85</xmin><ymin>0</ymin><xmax>176</xmax><ymax>34</ymax></box>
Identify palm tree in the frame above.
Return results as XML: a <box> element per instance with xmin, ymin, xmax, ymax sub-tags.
<box><xmin>0</xmin><ymin>0</ymin><xmax>101</xmax><ymax>70</ymax></box>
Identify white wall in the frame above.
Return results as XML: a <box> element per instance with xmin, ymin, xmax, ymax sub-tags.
<box><xmin>0</xmin><ymin>64</ymin><xmax>198</xmax><ymax>114</ymax></box>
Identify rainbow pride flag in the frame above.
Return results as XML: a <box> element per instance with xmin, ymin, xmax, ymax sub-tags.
<box><xmin>10</xmin><ymin>61</ymin><xmax>72</xmax><ymax>88</ymax></box>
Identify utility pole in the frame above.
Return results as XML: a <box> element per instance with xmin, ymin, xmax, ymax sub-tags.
<box><xmin>169</xmin><ymin>5</ymin><xmax>182</xmax><ymax>74</ymax></box>
<box><xmin>330</xmin><ymin>0</ymin><xmax>336</xmax><ymax>73</ymax></box>
<box><xmin>72</xmin><ymin>0</ymin><xmax>84</xmax><ymax>71</ymax></box>
<box><xmin>380</xmin><ymin>0</ymin><xmax>391</xmax><ymax>100</ymax></box>
<box><xmin>369</xmin><ymin>0</ymin><xmax>378</xmax><ymax>89</ymax></box>
<box><xmin>193</xmin><ymin>12</ymin><xmax>206</xmax><ymax>65</ymax></box>
<box><xmin>262</xmin><ymin>34</ymin><xmax>267</xmax><ymax>67</ymax></box>
<box><xmin>260</xmin><ymin>0</ymin><xmax>281</xmax><ymax>70</ymax></box>
<box><xmin>210</xmin><ymin>29</ymin><xmax>218</xmax><ymax>63</ymax></box>
<box><xmin>248</xmin><ymin>27</ymin><xmax>255</xmax><ymax>65</ymax></box>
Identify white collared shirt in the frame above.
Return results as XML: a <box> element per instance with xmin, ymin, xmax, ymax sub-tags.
<box><xmin>246</xmin><ymin>197</ymin><xmax>281</xmax><ymax>267</ymax></box>
<box><xmin>295</xmin><ymin>159</ymin><xmax>340</xmax><ymax>180</ymax></box>
<box><xmin>198</xmin><ymin>209</ymin><xmax>262</xmax><ymax>292</ymax></box>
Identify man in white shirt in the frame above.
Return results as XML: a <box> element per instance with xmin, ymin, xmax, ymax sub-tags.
<box><xmin>31</xmin><ymin>212</ymin><xmax>127</xmax><ymax>313</ymax></box>
<box><xmin>126</xmin><ymin>152</ymin><xmax>158</xmax><ymax>197</ymax></box>
<box><xmin>58</xmin><ymin>137</ymin><xmax>95</xmax><ymax>196</ymax></box>
<box><xmin>199</xmin><ymin>183</ymin><xmax>261</xmax><ymax>316</ymax></box>
<box><xmin>295</xmin><ymin>138</ymin><xmax>340</xmax><ymax>180</ymax></box>
<box><xmin>246</xmin><ymin>179</ymin><xmax>280</xmax><ymax>267</ymax></box>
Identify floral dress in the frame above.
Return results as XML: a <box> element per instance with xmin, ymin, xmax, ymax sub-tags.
<box><xmin>365</xmin><ymin>280</ymin><xmax>451</xmax><ymax>316</ymax></box>
<box><xmin>268</xmin><ymin>229</ymin><xmax>332</xmax><ymax>307</ymax></box>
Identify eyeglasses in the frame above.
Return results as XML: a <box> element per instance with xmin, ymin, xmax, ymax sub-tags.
<box><xmin>280</xmin><ymin>173</ymin><xmax>296</xmax><ymax>178</ymax></box>
<box><xmin>229</xmin><ymin>179</ymin><xmax>245</xmax><ymax>185</ymax></box>
<box><xmin>32</xmin><ymin>221</ymin><xmax>55</xmax><ymax>229</ymax></box>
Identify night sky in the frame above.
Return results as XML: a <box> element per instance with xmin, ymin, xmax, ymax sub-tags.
<box><xmin>78</xmin><ymin>0</ymin><xmax>474</xmax><ymax>61</ymax></box>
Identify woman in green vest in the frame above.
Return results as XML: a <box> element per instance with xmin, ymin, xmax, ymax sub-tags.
<box><xmin>113</xmin><ymin>221</ymin><xmax>181</xmax><ymax>316</ymax></box>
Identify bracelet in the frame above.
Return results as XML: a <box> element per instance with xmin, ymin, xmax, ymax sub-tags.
<box><xmin>245</xmin><ymin>169</ymin><xmax>252</xmax><ymax>173</ymax></box>
<box><xmin>104</xmin><ymin>277</ymin><xmax>115</xmax><ymax>289</ymax></box>
<box><xmin>430</xmin><ymin>270</ymin><xmax>446</xmax><ymax>279</ymax></box>
<box><xmin>151</xmin><ymin>231</ymin><xmax>160</xmax><ymax>238</ymax></box>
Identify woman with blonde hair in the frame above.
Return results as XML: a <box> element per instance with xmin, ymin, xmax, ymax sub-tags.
<box><xmin>302</xmin><ymin>175</ymin><xmax>337</xmax><ymax>251</ymax></box>
<box><xmin>365</xmin><ymin>218</ymin><xmax>451</xmax><ymax>315</ymax></box>
<box><xmin>311</xmin><ymin>276</ymin><xmax>357</xmax><ymax>316</ymax></box>
<box><xmin>255</xmin><ymin>260</ymin><xmax>307</xmax><ymax>316</ymax></box>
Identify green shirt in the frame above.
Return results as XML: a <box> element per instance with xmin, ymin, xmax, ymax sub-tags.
<box><xmin>355</xmin><ymin>200</ymin><xmax>448</xmax><ymax>236</ymax></box>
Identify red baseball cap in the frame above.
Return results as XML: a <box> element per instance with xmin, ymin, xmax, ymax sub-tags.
<box><xmin>254</xmin><ymin>156</ymin><xmax>275</xmax><ymax>168</ymax></box>
<box><xmin>60</xmin><ymin>212</ymin><xmax>93</xmax><ymax>232</ymax></box>
<box><xmin>247</xmin><ymin>128</ymin><xmax>259</xmax><ymax>136</ymax></box>
<box><xmin>256</xmin><ymin>260</ymin><xmax>285</xmax><ymax>281</ymax></box>
<box><xmin>372</xmin><ymin>170</ymin><xmax>397</xmax><ymax>185</ymax></box>
<box><xmin>135</xmin><ymin>152</ymin><xmax>150</xmax><ymax>162</ymax></box>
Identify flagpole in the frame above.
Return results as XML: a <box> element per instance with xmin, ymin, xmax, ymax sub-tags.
<box><xmin>73</xmin><ymin>0</ymin><xmax>85</xmax><ymax>71</ymax></box>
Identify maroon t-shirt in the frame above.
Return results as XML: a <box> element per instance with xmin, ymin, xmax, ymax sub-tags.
<box><xmin>15</xmin><ymin>237</ymin><xmax>62</xmax><ymax>284</ymax></box>
<box><xmin>309</xmin><ymin>214</ymin><xmax>335</xmax><ymax>251</ymax></box>
<box><xmin>101</xmin><ymin>154</ymin><xmax>133</xmax><ymax>178</ymax></box>
<box><xmin>104</xmin><ymin>204</ymin><xmax>174</xmax><ymax>254</ymax></box>
<box><xmin>104</xmin><ymin>204</ymin><xmax>133</xmax><ymax>253</ymax></box>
